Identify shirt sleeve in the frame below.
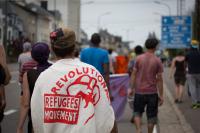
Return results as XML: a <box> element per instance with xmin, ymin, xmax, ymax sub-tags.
<box><xmin>94</xmin><ymin>71</ymin><xmax>115</xmax><ymax>133</ymax></box>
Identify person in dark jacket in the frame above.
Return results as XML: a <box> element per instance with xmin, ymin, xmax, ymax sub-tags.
<box><xmin>185</xmin><ymin>40</ymin><xmax>200</xmax><ymax>109</ymax></box>
<box><xmin>17</xmin><ymin>42</ymin><xmax>52</xmax><ymax>133</ymax></box>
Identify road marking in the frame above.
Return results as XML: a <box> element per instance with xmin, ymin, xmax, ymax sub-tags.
<box><xmin>153</xmin><ymin>125</ymin><xmax>157</xmax><ymax>133</ymax></box>
<box><xmin>4</xmin><ymin>109</ymin><xmax>18</xmax><ymax>116</ymax></box>
<box><xmin>11</xmin><ymin>71</ymin><xmax>19</xmax><ymax>75</ymax></box>
<box><xmin>10</xmin><ymin>80</ymin><xmax>18</xmax><ymax>84</ymax></box>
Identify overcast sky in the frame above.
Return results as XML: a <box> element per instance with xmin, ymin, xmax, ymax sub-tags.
<box><xmin>81</xmin><ymin>0</ymin><xmax>195</xmax><ymax>48</ymax></box>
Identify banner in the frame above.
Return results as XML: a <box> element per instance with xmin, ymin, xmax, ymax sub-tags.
<box><xmin>110</xmin><ymin>74</ymin><xmax>129</xmax><ymax>121</ymax></box>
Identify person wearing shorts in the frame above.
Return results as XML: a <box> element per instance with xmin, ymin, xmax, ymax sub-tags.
<box><xmin>170</xmin><ymin>51</ymin><xmax>186</xmax><ymax>103</ymax></box>
<box><xmin>129</xmin><ymin>38</ymin><xmax>164</xmax><ymax>133</ymax></box>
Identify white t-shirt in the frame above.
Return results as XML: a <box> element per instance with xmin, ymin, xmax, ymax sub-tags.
<box><xmin>31</xmin><ymin>59</ymin><xmax>115</xmax><ymax>133</ymax></box>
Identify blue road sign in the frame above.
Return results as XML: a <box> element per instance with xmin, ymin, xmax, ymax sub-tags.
<box><xmin>161</xmin><ymin>16</ymin><xmax>192</xmax><ymax>49</ymax></box>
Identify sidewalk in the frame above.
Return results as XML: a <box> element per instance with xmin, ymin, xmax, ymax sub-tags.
<box><xmin>117</xmin><ymin>83</ymin><xmax>194</xmax><ymax>133</ymax></box>
<box><xmin>158</xmin><ymin>84</ymin><xmax>194</xmax><ymax>133</ymax></box>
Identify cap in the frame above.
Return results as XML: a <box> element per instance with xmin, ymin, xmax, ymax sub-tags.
<box><xmin>191</xmin><ymin>40</ymin><xmax>199</xmax><ymax>48</ymax></box>
<box><xmin>31</xmin><ymin>42</ymin><xmax>50</xmax><ymax>63</ymax></box>
<box><xmin>50</xmin><ymin>28</ymin><xmax>76</xmax><ymax>49</ymax></box>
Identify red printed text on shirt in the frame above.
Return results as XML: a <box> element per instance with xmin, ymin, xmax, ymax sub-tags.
<box><xmin>44</xmin><ymin>94</ymin><xmax>81</xmax><ymax>124</ymax></box>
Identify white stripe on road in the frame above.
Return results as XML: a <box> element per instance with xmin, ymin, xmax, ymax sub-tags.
<box><xmin>153</xmin><ymin>125</ymin><xmax>157</xmax><ymax>133</ymax></box>
<box><xmin>10</xmin><ymin>80</ymin><xmax>18</xmax><ymax>84</ymax></box>
<box><xmin>4</xmin><ymin>109</ymin><xmax>18</xmax><ymax>116</ymax></box>
<box><xmin>11</xmin><ymin>71</ymin><xmax>19</xmax><ymax>75</ymax></box>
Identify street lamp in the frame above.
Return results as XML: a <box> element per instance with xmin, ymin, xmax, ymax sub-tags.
<box><xmin>154</xmin><ymin>1</ymin><xmax>171</xmax><ymax>15</ymax></box>
<box><xmin>97</xmin><ymin>12</ymin><xmax>111</xmax><ymax>31</ymax></box>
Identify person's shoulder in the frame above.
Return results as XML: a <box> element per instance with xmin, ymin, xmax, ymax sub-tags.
<box><xmin>135</xmin><ymin>53</ymin><xmax>144</xmax><ymax>60</ymax></box>
<box><xmin>97</xmin><ymin>48</ymin><xmax>108</xmax><ymax>55</ymax></box>
<box><xmin>82</xmin><ymin>47</ymin><xmax>91</xmax><ymax>51</ymax></box>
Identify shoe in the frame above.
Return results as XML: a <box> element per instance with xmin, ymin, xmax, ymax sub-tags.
<box><xmin>191</xmin><ymin>104</ymin><xmax>198</xmax><ymax>109</ymax></box>
<box><xmin>174</xmin><ymin>99</ymin><xmax>179</xmax><ymax>103</ymax></box>
<box><xmin>196</xmin><ymin>103</ymin><xmax>200</xmax><ymax>108</ymax></box>
<box><xmin>130</xmin><ymin>116</ymin><xmax>134</xmax><ymax>123</ymax></box>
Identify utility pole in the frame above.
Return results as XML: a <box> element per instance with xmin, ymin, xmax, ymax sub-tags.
<box><xmin>53</xmin><ymin>0</ymin><xmax>57</xmax><ymax>29</ymax></box>
<box><xmin>177</xmin><ymin>0</ymin><xmax>185</xmax><ymax>16</ymax></box>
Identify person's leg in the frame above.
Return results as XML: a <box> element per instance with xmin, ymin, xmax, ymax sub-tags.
<box><xmin>196</xmin><ymin>74</ymin><xmax>200</xmax><ymax>107</ymax></box>
<box><xmin>174</xmin><ymin>77</ymin><xmax>180</xmax><ymax>102</ymax></box>
<box><xmin>133</xmin><ymin>94</ymin><xmax>145</xmax><ymax>133</ymax></box>
<box><xmin>111</xmin><ymin>121</ymin><xmax>118</xmax><ymax>133</ymax></box>
<box><xmin>187</xmin><ymin>74</ymin><xmax>197</xmax><ymax>105</ymax></box>
<box><xmin>178</xmin><ymin>85</ymin><xmax>184</xmax><ymax>102</ymax></box>
<box><xmin>178</xmin><ymin>76</ymin><xmax>186</xmax><ymax>102</ymax></box>
<box><xmin>146</xmin><ymin>94</ymin><xmax>158</xmax><ymax>133</ymax></box>
<box><xmin>134</xmin><ymin>116</ymin><xmax>142</xmax><ymax>133</ymax></box>
<box><xmin>175</xmin><ymin>84</ymin><xmax>179</xmax><ymax>102</ymax></box>
<box><xmin>147</xmin><ymin>123</ymin><xmax>154</xmax><ymax>133</ymax></box>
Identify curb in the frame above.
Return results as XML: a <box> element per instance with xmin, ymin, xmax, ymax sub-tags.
<box><xmin>164</xmin><ymin>83</ymin><xmax>194</xmax><ymax>133</ymax></box>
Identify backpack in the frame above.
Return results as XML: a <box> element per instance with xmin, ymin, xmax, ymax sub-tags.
<box><xmin>27</xmin><ymin>69</ymin><xmax>41</xmax><ymax>97</ymax></box>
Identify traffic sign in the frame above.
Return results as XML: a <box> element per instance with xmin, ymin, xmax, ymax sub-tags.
<box><xmin>161</xmin><ymin>16</ymin><xmax>192</xmax><ymax>48</ymax></box>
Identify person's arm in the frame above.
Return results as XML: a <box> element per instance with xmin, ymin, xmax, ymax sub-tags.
<box><xmin>0</xmin><ymin>45</ymin><xmax>6</xmax><ymax>66</ymax></box>
<box><xmin>129</xmin><ymin>69</ymin><xmax>136</xmax><ymax>96</ymax></box>
<box><xmin>157</xmin><ymin>60</ymin><xmax>164</xmax><ymax>106</ymax></box>
<box><xmin>0</xmin><ymin>45</ymin><xmax>11</xmax><ymax>85</ymax></box>
<box><xmin>103</xmin><ymin>63</ymin><xmax>112</xmax><ymax>100</ymax></box>
<box><xmin>157</xmin><ymin>73</ymin><xmax>164</xmax><ymax>106</ymax></box>
<box><xmin>103</xmin><ymin>51</ymin><xmax>112</xmax><ymax>100</ymax></box>
<box><xmin>169</xmin><ymin>58</ymin><xmax>175</xmax><ymax>78</ymax></box>
<box><xmin>0</xmin><ymin>85</ymin><xmax>6</xmax><ymax>111</ymax></box>
<box><xmin>17</xmin><ymin>72</ymin><xmax>30</xmax><ymax>133</ymax></box>
<box><xmin>94</xmin><ymin>71</ymin><xmax>115</xmax><ymax>133</ymax></box>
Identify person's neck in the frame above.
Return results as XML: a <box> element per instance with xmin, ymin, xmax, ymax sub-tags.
<box><xmin>147</xmin><ymin>49</ymin><xmax>155</xmax><ymax>53</ymax></box>
<box><xmin>56</xmin><ymin>55</ymin><xmax>74</xmax><ymax>60</ymax></box>
<box><xmin>91</xmin><ymin>43</ymin><xmax>99</xmax><ymax>48</ymax></box>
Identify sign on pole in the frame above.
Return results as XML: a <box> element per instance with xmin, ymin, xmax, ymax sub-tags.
<box><xmin>161</xmin><ymin>16</ymin><xmax>192</xmax><ymax>48</ymax></box>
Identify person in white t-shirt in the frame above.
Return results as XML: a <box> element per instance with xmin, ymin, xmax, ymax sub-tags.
<box><xmin>31</xmin><ymin>27</ymin><xmax>115</xmax><ymax>133</ymax></box>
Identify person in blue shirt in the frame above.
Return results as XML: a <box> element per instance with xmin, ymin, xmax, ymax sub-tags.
<box><xmin>81</xmin><ymin>33</ymin><xmax>118</xmax><ymax>133</ymax></box>
<box><xmin>80</xmin><ymin>33</ymin><xmax>109</xmax><ymax>85</ymax></box>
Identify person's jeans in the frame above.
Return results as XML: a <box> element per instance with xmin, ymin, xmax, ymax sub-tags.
<box><xmin>187</xmin><ymin>74</ymin><xmax>200</xmax><ymax>103</ymax></box>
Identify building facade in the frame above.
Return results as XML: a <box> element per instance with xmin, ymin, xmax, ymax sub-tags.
<box><xmin>26</xmin><ymin>0</ymin><xmax>81</xmax><ymax>41</ymax></box>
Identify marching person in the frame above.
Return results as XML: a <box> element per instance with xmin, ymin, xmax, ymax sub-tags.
<box><xmin>31</xmin><ymin>28</ymin><xmax>115</xmax><ymax>133</ymax></box>
<box><xmin>170</xmin><ymin>51</ymin><xmax>186</xmax><ymax>103</ymax></box>
<box><xmin>0</xmin><ymin>45</ymin><xmax>8</xmax><ymax>132</ymax></box>
<box><xmin>17</xmin><ymin>42</ymin><xmax>52</xmax><ymax>133</ymax></box>
<box><xmin>129</xmin><ymin>38</ymin><xmax>164</xmax><ymax>133</ymax></box>
<box><xmin>186</xmin><ymin>40</ymin><xmax>200</xmax><ymax>109</ymax></box>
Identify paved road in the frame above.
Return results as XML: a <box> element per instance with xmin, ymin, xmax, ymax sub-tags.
<box><xmin>2</xmin><ymin>67</ymin><xmax>22</xmax><ymax>132</ymax></box>
<box><xmin>163</xmin><ymin>67</ymin><xmax>200</xmax><ymax>133</ymax></box>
